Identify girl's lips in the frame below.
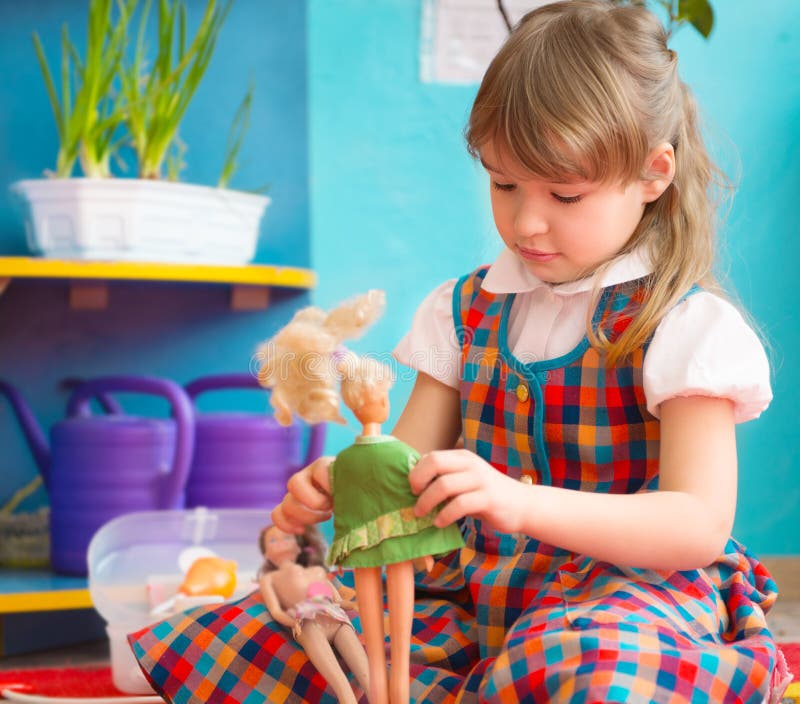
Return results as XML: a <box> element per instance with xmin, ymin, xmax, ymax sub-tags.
<box><xmin>517</xmin><ymin>246</ymin><xmax>560</xmax><ymax>263</ymax></box>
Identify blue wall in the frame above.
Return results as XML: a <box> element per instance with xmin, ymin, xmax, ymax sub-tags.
<box><xmin>1</xmin><ymin>1</ymin><xmax>796</xmax><ymax>556</ymax></box>
<box><xmin>0</xmin><ymin>1</ymin><xmax>310</xmax><ymax>510</ymax></box>
<box><xmin>309</xmin><ymin>0</ymin><xmax>800</xmax><ymax>555</ymax></box>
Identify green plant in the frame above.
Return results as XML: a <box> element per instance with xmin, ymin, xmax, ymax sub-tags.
<box><xmin>164</xmin><ymin>131</ymin><xmax>187</xmax><ymax>181</ymax></box>
<box><xmin>217</xmin><ymin>78</ymin><xmax>253</xmax><ymax>189</ymax></box>
<box><xmin>497</xmin><ymin>0</ymin><xmax>714</xmax><ymax>39</ymax></box>
<box><xmin>120</xmin><ymin>0</ymin><xmax>233</xmax><ymax>179</ymax></box>
<box><xmin>33</xmin><ymin>0</ymin><xmax>252</xmax><ymax>187</ymax></box>
<box><xmin>611</xmin><ymin>0</ymin><xmax>714</xmax><ymax>38</ymax></box>
<box><xmin>32</xmin><ymin>0</ymin><xmax>135</xmax><ymax>178</ymax></box>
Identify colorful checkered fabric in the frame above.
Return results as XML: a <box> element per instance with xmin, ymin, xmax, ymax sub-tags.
<box><xmin>128</xmin><ymin>266</ymin><xmax>787</xmax><ymax>702</ymax></box>
<box><xmin>457</xmin><ymin>266</ymin><xmax>660</xmax><ymax>493</ymax></box>
<box><xmin>440</xmin><ymin>266</ymin><xmax>784</xmax><ymax>701</ymax></box>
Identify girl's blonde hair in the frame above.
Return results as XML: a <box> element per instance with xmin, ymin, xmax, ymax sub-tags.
<box><xmin>466</xmin><ymin>0</ymin><xmax>726</xmax><ymax>364</ymax></box>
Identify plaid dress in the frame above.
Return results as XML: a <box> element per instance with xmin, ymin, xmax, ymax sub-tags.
<box><xmin>129</xmin><ymin>266</ymin><xmax>787</xmax><ymax>703</ymax></box>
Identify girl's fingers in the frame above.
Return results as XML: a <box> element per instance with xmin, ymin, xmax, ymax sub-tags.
<box><xmin>413</xmin><ymin>469</ymin><xmax>478</xmax><ymax>518</ymax></box>
<box><xmin>409</xmin><ymin>449</ymin><xmax>471</xmax><ymax>494</ymax></box>
<box><xmin>271</xmin><ymin>457</ymin><xmax>334</xmax><ymax>534</ymax></box>
<box><xmin>270</xmin><ymin>503</ymin><xmax>302</xmax><ymax>534</ymax></box>
<box><xmin>286</xmin><ymin>461</ymin><xmax>333</xmax><ymax>512</ymax></box>
<box><xmin>308</xmin><ymin>456</ymin><xmax>334</xmax><ymax>494</ymax></box>
<box><xmin>432</xmin><ymin>491</ymin><xmax>485</xmax><ymax>527</ymax></box>
<box><xmin>271</xmin><ymin>495</ymin><xmax>332</xmax><ymax>534</ymax></box>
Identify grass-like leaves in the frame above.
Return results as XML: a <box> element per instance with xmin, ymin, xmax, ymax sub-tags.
<box><xmin>32</xmin><ymin>0</ymin><xmax>247</xmax><ymax>185</ymax></box>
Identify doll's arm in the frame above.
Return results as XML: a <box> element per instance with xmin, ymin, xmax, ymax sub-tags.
<box><xmin>258</xmin><ymin>574</ymin><xmax>295</xmax><ymax>630</ymax></box>
<box><xmin>331</xmin><ymin>584</ymin><xmax>358</xmax><ymax>612</ymax></box>
<box><xmin>392</xmin><ymin>371</ymin><xmax>462</xmax><ymax>454</ymax></box>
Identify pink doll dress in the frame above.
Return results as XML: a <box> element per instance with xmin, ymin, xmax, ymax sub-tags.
<box><xmin>290</xmin><ymin>580</ymin><xmax>351</xmax><ymax>633</ymax></box>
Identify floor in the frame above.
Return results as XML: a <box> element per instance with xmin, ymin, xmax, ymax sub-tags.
<box><xmin>771</xmin><ymin>598</ymin><xmax>800</xmax><ymax>644</ymax></box>
<box><xmin>0</xmin><ymin>599</ymin><xmax>799</xmax><ymax>673</ymax></box>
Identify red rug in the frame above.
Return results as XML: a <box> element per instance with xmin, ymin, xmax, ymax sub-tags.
<box><xmin>784</xmin><ymin>642</ymin><xmax>800</xmax><ymax>672</ymax></box>
<box><xmin>0</xmin><ymin>646</ymin><xmax>798</xmax><ymax>699</ymax></box>
<box><xmin>0</xmin><ymin>665</ymin><xmax>135</xmax><ymax>697</ymax></box>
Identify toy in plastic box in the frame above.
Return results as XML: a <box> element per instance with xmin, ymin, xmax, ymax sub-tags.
<box><xmin>87</xmin><ymin>507</ymin><xmax>267</xmax><ymax>694</ymax></box>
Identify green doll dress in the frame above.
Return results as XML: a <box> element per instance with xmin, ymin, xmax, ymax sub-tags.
<box><xmin>327</xmin><ymin>435</ymin><xmax>464</xmax><ymax>568</ymax></box>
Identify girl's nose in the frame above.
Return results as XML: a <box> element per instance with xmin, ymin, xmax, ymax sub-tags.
<box><xmin>514</xmin><ymin>198</ymin><xmax>548</xmax><ymax>238</ymax></box>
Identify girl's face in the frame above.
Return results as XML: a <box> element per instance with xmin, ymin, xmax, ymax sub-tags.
<box><xmin>480</xmin><ymin>141</ymin><xmax>653</xmax><ymax>284</ymax></box>
<box><xmin>263</xmin><ymin>526</ymin><xmax>301</xmax><ymax>566</ymax></box>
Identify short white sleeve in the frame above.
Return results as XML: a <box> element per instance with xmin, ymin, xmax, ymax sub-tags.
<box><xmin>643</xmin><ymin>292</ymin><xmax>772</xmax><ymax>423</ymax></box>
<box><xmin>392</xmin><ymin>279</ymin><xmax>461</xmax><ymax>389</ymax></box>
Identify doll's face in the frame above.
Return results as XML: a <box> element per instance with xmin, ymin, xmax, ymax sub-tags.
<box><xmin>263</xmin><ymin>526</ymin><xmax>301</xmax><ymax>566</ymax></box>
<box><xmin>351</xmin><ymin>389</ymin><xmax>390</xmax><ymax>425</ymax></box>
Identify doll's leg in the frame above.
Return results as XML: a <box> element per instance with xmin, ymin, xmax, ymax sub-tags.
<box><xmin>333</xmin><ymin>622</ymin><xmax>370</xmax><ymax>698</ymax></box>
<box><xmin>385</xmin><ymin>560</ymin><xmax>414</xmax><ymax>704</ymax></box>
<box><xmin>354</xmin><ymin>566</ymin><xmax>388</xmax><ymax>704</ymax></box>
<box><xmin>296</xmin><ymin>619</ymin><xmax>358</xmax><ymax>704</ymax></box>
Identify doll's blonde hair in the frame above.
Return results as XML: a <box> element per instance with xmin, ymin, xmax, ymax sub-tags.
<box><xmin>339</xmin><ymin>356</ymin><xmax>394</xmax><ymax>412</ymax></box>
<box><xmin>257</xmin><ymin>290</ymin><xmax>386</xmax><ymax>425</ymax></box>
<box><xmin>466</xmin><ymin>0</ymin><xmax>726</xmax><ymax>364</ymax></box>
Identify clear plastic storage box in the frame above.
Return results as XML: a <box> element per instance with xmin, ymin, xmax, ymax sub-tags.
<box><xmin>87</xmin><ymin>507</ymin><xmax>268</xmax><ymax>694</ymax></box>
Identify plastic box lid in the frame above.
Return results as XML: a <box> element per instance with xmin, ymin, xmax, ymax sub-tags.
<box><xmin>87</xmin><ymin>507</ymin><xmax>267</xmax><ymax>628</ymax></box>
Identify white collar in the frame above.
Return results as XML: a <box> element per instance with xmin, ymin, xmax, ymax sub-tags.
<box><xmin>354</xmin><ymin>434</ymin><xmax>396</xmax><ymax>445</ymax></box>
<box><xmin>482</xmin><ymin>245</ymin><xmax>653</xmax><ymax>297</ymax></box>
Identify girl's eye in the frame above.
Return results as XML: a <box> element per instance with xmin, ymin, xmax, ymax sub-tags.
<box><xmin>552</xmin><ymin>193</ymin><xmax>582</xmax><ymax>204</ymax></box>
<box><xmin>491</xmin><ymin>181</ymin><xmax>516</xmax><ymax>192</ymax></box>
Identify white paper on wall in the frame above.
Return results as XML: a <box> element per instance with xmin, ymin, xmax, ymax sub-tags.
<box><xmin>420</xmin><ymin>0</ymin><xmax>557</xmax><ymax>85</ymax></box>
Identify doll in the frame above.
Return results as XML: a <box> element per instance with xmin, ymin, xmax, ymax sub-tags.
<box><xmin>258</xmin><ymin>292</ymin><xmax>464</xmax><ymax>704</ymax></box>
<box><xmin>257</xmin><ymin>523</ymin><xmax>369</xmax><ymax>704</ymax></box>
<box><xmin>330</xmin><ymin>355</ymin><xmax>464</xmax><ymax>704</ymax></box>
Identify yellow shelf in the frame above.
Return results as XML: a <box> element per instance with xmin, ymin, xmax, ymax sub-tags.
<box><xmin>0</xmin><ymin>256</ymin><xmax>316</xmax><ymax>288</ymax></box>
<box><xmin>0</xmin><ymin>569</ymin><xmax>91</xmax><ymax>614</ymax></box>
<box><xmin>0</xmin><ymin>256</ymin><xmax>316</xmax><ymax>309</ymax></box>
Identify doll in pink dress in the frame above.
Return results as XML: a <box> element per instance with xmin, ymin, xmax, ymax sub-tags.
<box><xmin>257</xmin><ymin>524</ymin><xmax>369</xmax><ymax>704</ymax></box>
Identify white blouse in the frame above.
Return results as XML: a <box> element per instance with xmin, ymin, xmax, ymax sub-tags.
<box><xmin>393</xmin><ymin>247</ymin><xmax>772</xmax><ymax>423</ymax></box>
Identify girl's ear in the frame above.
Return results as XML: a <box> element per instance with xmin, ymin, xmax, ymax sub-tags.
<box><xmin>641</xmin><ymin>142</ymin><xmax>675</xmax><ymax>203</ymax></box>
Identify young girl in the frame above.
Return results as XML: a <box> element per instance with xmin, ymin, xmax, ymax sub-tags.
<box><xmin>130</xmin><ymin>1</ymin><xmax>790</xmax><ymax>701</ymax></box>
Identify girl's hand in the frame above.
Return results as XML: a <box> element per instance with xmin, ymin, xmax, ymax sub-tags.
<box><xmin>271</xmin><ymin>456</ymin><xmax>335</xmax><ymax>534</ymax></box>
<box><xmin>409</xmin><ymin>449</ymin><xmax>527</xmax><ymax>534</ymax></box>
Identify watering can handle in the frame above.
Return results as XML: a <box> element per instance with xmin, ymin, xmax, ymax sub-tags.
<box><xmin>66</xmin><ymin>376</ymin><xmax>195</xmax><ymax>509</ymax></box>
<box><xmin>60</xmin><ymin>377</ymin><xmax>124</xmax><ymax>415</ymax></box>
<box><xmin>0</xmin><ymin>380</ymin><xmax>51</xmax><ymax>475</ymax></box>
<box><xmin>185</xmin><ymin>373</ymin><xmax>262</xmax><ymax>400</ymax></box>
<box><xmin>186</xmin><ymin>373</ymin><xmax>327</xmax><ymax>471</ymax></box>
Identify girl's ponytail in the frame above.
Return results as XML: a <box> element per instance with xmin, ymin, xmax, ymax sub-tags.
<box><xmin>597</xmin><ymin>81</ymin><xmax>726</xmax><ymax>365</ymax></box>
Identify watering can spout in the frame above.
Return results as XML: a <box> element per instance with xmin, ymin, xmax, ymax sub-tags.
<box><xmin>0</xmin><ymin>380</ymin><xmax>51</xmax><ymax>479</ymax></box>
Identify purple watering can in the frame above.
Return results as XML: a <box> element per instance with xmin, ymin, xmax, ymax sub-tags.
<box><xmin>0</xmin><ymin>376</ymin><xmax>194</xmax><ymax>575</ymax></box>
<box><xmin>184</xmin><ymin>373</ymin><xmax>326</xmax><ymax>509</ymax></box>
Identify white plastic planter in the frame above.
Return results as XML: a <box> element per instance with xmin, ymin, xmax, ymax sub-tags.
<box><xmin>10</xmin><ymin>178</ymin><xmax>270</xmax><ymax>264</ymax></box>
